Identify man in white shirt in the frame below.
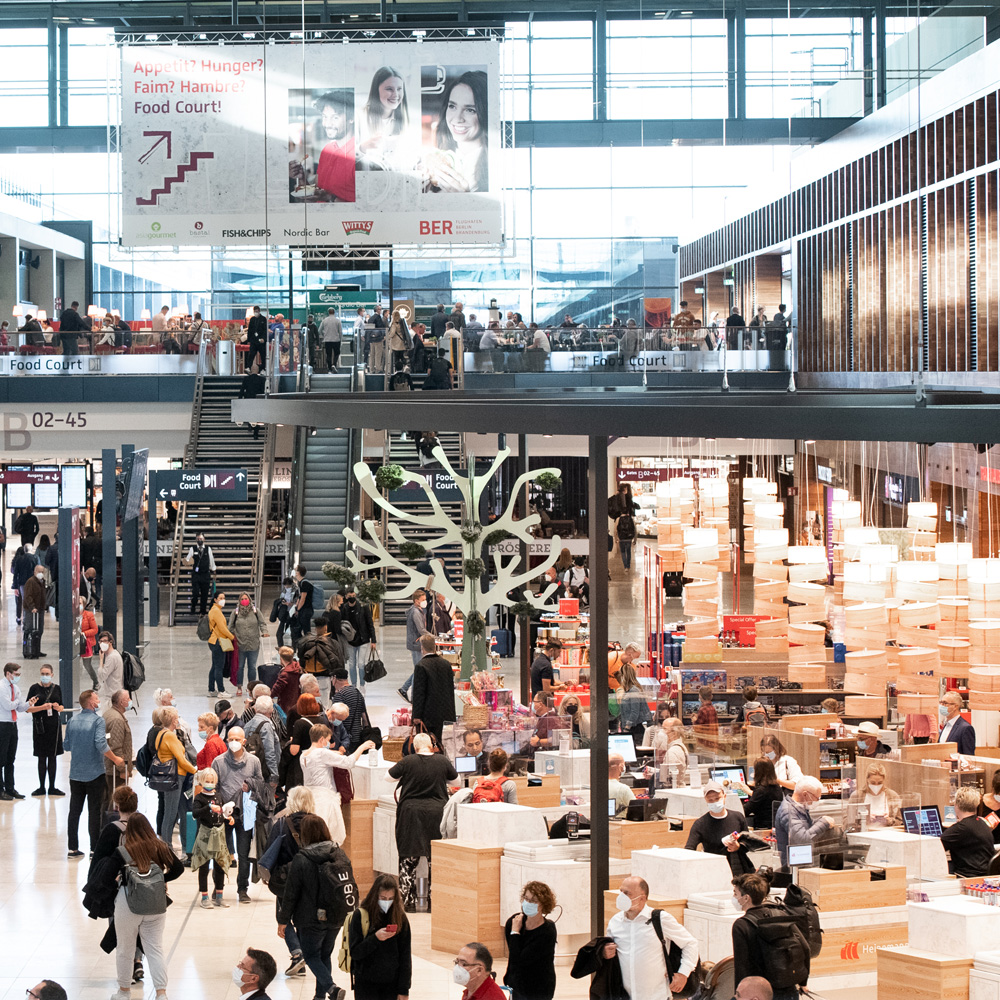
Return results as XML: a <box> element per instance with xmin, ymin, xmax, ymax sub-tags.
<box><xmin>531</xmin><ymin>326</ymin><xmax>551</xmax><ymax>353</ymax></box>
<box><xmin>319</xmin><ymin>308</ymin><xmax>343</xmax><ymax>372</ymax></box>
<box><xmin>606</xmin><ymin>876</ymin><xmax>699</xmax><ymax>998</ymax></box>
<box><xmin>151</xmin><ymin>306</ymin><xmax>169</xmax><ymax>333</ymax></box>
<box><xmin>0</xmin><ymin>661</ymin><xmax>38</xmax><ymax>798</ymax></box>
<box><xmin>608</xmin><ymin>752</ymin><xmax>635</xmax><ymax>818</ymax></box>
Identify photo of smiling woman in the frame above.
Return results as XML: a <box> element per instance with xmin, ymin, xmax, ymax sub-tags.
<box><xmin>357</xmin><ymin>65</ymin><xmax>412</xmax><ymax>172</ymax></box>
<box><xmin>423</xmin><ymin>68</ymin><xmax>489</xmax><ymax>194</ymax></box>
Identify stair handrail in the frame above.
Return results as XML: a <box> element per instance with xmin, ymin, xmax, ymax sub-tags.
<box><xmin>250</xmin><ymin>424</ymin><xmax>276</xmax><ymax>611</ymax></box>
<box><xmin>167</xmin><ymin>488</ymin><xmax>188</xmax><ymax>626</ymax></box>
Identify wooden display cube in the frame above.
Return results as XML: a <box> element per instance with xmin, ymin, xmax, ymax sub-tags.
<box><xmin>755</xmin><ymin>636</ymin><xmax>788</xmax><ymax>654</ymax></box>
<box><xmin>608</xmin><ymin>818</ymin><xmax>694</xmax><ymax>859</ymax></box>
<box><xmin>796</xmin><ymin>864</ymin><xmax>906</xmax><ymax>910</ymax></box>
<box><xmin>431</xmin><ymin>840</ymin><xmax>505</xmax><ymax>955</ymax></box>
<box><xmin>877</xmin><ymin>947</ymin><xmax>972</xmax><ymax>1000</ymax></box>
<box><xmin>342</xmin><ymin>799</ymin><xmax>377</xmax><ymax>896</ymax></box>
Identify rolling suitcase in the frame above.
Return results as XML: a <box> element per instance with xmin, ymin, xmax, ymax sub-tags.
<box><xmin>490</xmin><ymin>628</ymin><xmax>514</xmax><ymax>657</ymax></box>
<box><xmin>23</xmin><ymin>610</ymin><xmax>42</xmax><ymax>659</ymax></box>
<box><xmin>258</xmin><ymin>661</ymin><xmax>282</xmax><ymax>689</ymax></box>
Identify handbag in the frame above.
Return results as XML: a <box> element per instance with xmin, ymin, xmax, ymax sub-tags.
<box><xmin>218</xmin><ymin>636</ymin><xmax>234</xmax><ymax>653</ymax></box>
<box><xmin>402</xmin><ymin>721</ymin><xmax>441</xmax><ymax>756</ymax></box>
<box><xmin>147</xmin><ymin>732</ymin><xmax>179</xmax><ymax>791</ymax></box>
<box><xmin>364</xmin><ymin>648</ymin><xmax>387</xmax><ymax>684</ymax></box>
<box><xmin>333</xmin><ymin>766</ymin><xmax>354</xmax><ymax>804</ymax></box>
<box><xmin>357</xmin><ymin>710</ymin><xmax>383</xmax><ymax>750</ymax></box>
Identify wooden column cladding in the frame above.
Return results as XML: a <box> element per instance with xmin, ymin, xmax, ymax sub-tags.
<box><xmin>676</xmin><ymin>77</ymin><xmax>1000</xmax><ymax>376</ymax></box>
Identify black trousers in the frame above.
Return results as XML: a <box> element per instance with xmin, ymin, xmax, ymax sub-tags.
<box><xmin>247</xmin><ymin>341</ymin><xmax>266</xmax><ymax>371</ymax></box>
<box><xmin>190</xmin><ymin>577</ymin><xmax>211</xmax><ymax>615</ymax></box>
<box><xmin>324</xmin><ymin>342</ymin><xmax>341</xmax><ymax>370</ymax></box>
<box><xmin>68</xmin><ymin>774</ymin><xmax>106</xmax><ymax>851</ymax></box>
<box><xmin>0</xmin><ymin>721</ymin><xmax>17</xmax><ymax>793</ymax></box>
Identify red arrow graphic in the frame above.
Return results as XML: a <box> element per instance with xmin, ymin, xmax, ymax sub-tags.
<box><xmin>139</xmin><ymin>130</ymin><xmax>172</xmax><ymax>164</ymax></box>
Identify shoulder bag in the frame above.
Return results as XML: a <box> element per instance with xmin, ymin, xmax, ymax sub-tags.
<box><xmin>363</xmin><ymin>647</ymin><xmax>387</xmax><ymax>684</ymax></box>
<box><xmin>147</xmin><ymin>731</ymin><xmax>179</xmax><ymax>791</ymax></box>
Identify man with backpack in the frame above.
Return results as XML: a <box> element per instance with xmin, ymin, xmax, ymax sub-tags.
<box><xmin>731</xmin><ymin>873</ymin><xmax>818</xmax><ymax>1000</ymax></box>
<box><xmin>605</xmin><ymin>876</ymin><xmax>699</xmax><ymax>999</ymax></box>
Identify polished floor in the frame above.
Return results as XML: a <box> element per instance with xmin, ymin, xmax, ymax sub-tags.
<box><xmin>0</xmin><ymin>547</ymin><xmax>867</xmax><ymax>999</ymax></box>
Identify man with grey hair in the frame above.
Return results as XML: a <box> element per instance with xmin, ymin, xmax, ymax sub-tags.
<box><xmin>774</xmin><ymin>776</ymin><xmax>834</xmax><ymax>866</ymax></box>
<box><xmin>939</xmin><ymin>690</ymin><xmax>976</xmax><ymax>754</ymax></box>
<box><xmin>608</xmin><ymin>640</ymin><xmax>643</xmax><ymax>693</ymax></box>
<box><xmin>242</xmin><ymin>683</ymin><xmax>273</xmax><ymax>724</ymax></box>
<box><xmin>243</xmin><ymin>695</ymin><xmax>279</xmax><ymax>784</ymax></box>
<box><xmin>319</xmin><ymin>306</ymin><xmax>342</xmax><ymax>372</ymax></box>
<box><xmin>608</xmin><ymin>751</ymin><xmax>635</xmax><ymax>818</ymax></box>
<box><xmin>941</xmin><ymin>785</ymin><xmax>993</xmax><ymax>876</ymax></box>
<box><xmin>102</xmin><ymin>688</ymin><xmax>133</xmax><ymax>803</ymax></box>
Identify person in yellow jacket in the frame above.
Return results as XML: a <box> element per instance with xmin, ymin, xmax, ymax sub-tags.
<box><xmin>156</xmin><ymin>706</ymin><xmax>198</xmax><ymax>848</ymax></box>
<box><xmin>208</xmin><ymin>592</ymin><xmax>235</xmax><ymax>698</ymax></box>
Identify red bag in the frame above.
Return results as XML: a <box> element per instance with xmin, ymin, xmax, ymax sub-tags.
<box><xmin>333</xmin><ymin>766</ymin><xmax>354</xmax><ymax>804</ymax></box>
<box><xmin>472</xmin><ymin>778</ymin><xmax>504</xmax><ymax>803</ymax></box>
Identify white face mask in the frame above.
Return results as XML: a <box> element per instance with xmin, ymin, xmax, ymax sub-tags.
<box><xmin>218</xmin><ymin>599</ymin><xmax>226</xmax><ymax>608</ymax></box>
<box><xmin>868</xmin><ymin>784</ymin><xmax>884</xmax><ymax>795</ymax></box>
<box><xmin>232</xmin><ymin>966</ymin><xmax>246</xmax><ymax>987</ymax></box>
<box><xmin>378</xmin><ymin>898</ymin><xmax>392</xmax><ymax>914</ymax></box>
<box><xmin>615</xmin><ymin>891</ymin><xmax>632</xmax><ymax>912</ymax></box>
<box><xmin>708</xmin><ymin>801</ymin><xmax>726</xmax><ymax>816</ymax></box>
<box><xmin>765</xmin><ymin>750</ymin><xmax>776</xmax><ymax>761</ymax></box>
<box><xmin>100</xmin><ymin>642</ymin><xmax>110</xmax><ymax>652</ymax></box>
<box><xmin>731</xmin><ymin>895</ymin><xmax>745</xmax><ymax>912</ymax></box>
<box><xmin>229</xmin><ymin>740</ymin><xmax>242</xmax><ymax>753</ymax></box>
<box><xmin>452</xmin><ymin>966</ymin><xmax>471</xmax><ymax>986</ymax></box>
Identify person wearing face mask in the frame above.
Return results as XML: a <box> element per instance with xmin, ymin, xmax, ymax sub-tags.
<box><xmin>196</xmin><ymin>711</ymin><xmax>227</xmax><ymax>770</ymax></box>
<box><xmin>102</xmin><ymin>689</ymin><xmax>133</xmax><ymax>804</ymax></box>
<box><xmin>232</xmin><ymin>947</ymin><xmax>278</xmax><ymax>1000</ymax></box>
<box><xmin>453</xmin><ymin>943</ymin><xmax>506</xmax><ymax>1000</ymax></box>
<box><xmin>96</xmin><ymin>631</ymin><xmax>124</xmax><ymax>697</ymax></box>
<box><xmin>207</xmin><ymin>592</ymin><xmax>236</xmax><ymax>697</ymax></box>
<box><xmin>64</xmin><ymin>689</ymin><xmax>125</xmax><ymax>858</ymax></box>
<box><xmin>652</xmin><ymin>717</ymin><xmax>688</xmax><ymax>784</ymax></box>
<box><xmin>186</xmin><ymin>532</ymin><xmax>216</xmax><ymax>617</ymax></box>
<box><xmin>346</xmin><ymin>874</ymin><xmax>412</xmax><ymax>1000</ymax></box>
<box><xmin>730</xmin><ymin>874</ymin><xmax>797</xmax><ymax>1000</ymax></box>
<box><xmin>79</xmin><ymin>594</ymin><xmax>99</xmax><ymax>686</ymax></box>
<box><xmin>228</xmin><ymin>592</ymin><xmax>269</xmax><ymax>697</ymax></box>
<box><xmin>774</xmin><ymin>776</ymin><xmax>836</xmax><ymax>867</ymax></box>
<box><xmin>759</xmin><ymin>735</ymin><xmax>802</xmax><ymax>792</ymax></box>
<box><xmin>340</xmin><ymin>587</ymin><xmax>378</xmax><ymax>690</ymax></box>
<box><xmin>846</xmin><ymin>761</ymin><xmax>902</xmax><ymax>829</ymax></box>
<box><xmin>939</xmin><ymin>690</ymin><xmax>977</xmax><ymax>754</ymax></box>
<box><xmin>22</xmin><ymin>563</ymin><xmax>48</xmax><ymax>658</ymax></box>
<box><xmin>558</xmin><ymin>693</ymin><xmax>591</xmax><ymax>743</ymax></box>
<box><xmin>503</xmin><ymin>881</ymin><xmax>558</xmax><ymax>1000</ymax></box>
<box><xmin>212</xmin><ymin>726</ymin><xmax>263</xmax><ymax>904</ymax></box>
<box><xmin>853</xmin><ymin>720</ymin><xmax>891</xmax><ymax>759</ymax></box>
<box><xmin>604</xmin><ymin>876</ymin><xmax>698</xmax><ymax>1000</ymax></box>
<box><xmin>398</xmin><ymin>589</ymin><xmax>431</xmax><ymax>702</ymax></box>
<box><xmin>290</xmin><ymin>564</ymin><xmax>316</xmax><ymax>647</ymax></box>
<box><xmin>191</xmin><ymin>766</ymin><xmax>232</xmax><ymax>908</ymax></box>
<box><xmin>686</xmin><ymin>782</ymin><xmax>755</xmax><ymax>875</ymax></box>
<box><xmin>607</xmin><ymin>752</ymin><xmax>635</xmax><ymax>818</ymax></box>
<box><xmin>26</xmin><ymin>662</ymin><xmax>65</xmax><ymax>796</ymax></box>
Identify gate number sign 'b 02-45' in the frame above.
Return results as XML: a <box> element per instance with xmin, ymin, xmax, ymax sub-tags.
<box><xmin>154</xmin><ymin>468</ymin><xmax>248</xmax><ymax>503</ymax></box>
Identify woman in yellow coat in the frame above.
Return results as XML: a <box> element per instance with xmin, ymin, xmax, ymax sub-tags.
<box><xmin>208</xmin><ymin>592</ymin><xmax>235</xmax><ymax>697</ymax></box>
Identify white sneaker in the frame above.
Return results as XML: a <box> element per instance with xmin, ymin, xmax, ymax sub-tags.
<box><xmin>111</xmin><ymin>990</ymin><xmax>131</xmax><ymax>1000</ymax></box>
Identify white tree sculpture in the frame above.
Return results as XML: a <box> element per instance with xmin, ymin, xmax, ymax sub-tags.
<box><xmin>343</xmin><ymin>444</ymin><xmax>562</xmax><ymax>677</ymax></box>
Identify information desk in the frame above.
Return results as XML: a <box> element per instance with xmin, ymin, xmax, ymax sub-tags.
<box><xmin>847</xmin><ymin>829</ymin><xmax>950</xmax><ymax>879</ymax></box>
<box><xmin>797</xmin><ymin>864</ymin><xmax>907</xmax><ymax>910</ymax></box>
<box><xmin>630</xmin><ymin>847</ymin><xmax>734</xmax><ymax>898</ymax></box>
<box><xmin>456</xmin><ymin>802</ymin><xmax>549</xmax><ymax>847</ymax></box>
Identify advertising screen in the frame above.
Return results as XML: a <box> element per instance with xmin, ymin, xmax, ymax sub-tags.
<box><xmin>121</xmin><ymin>40</ymin><xmax>502</xmax><ymax>247</ymax></box>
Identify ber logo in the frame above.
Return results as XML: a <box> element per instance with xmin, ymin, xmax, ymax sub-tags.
<box><xmin>342</xmin><ymin>221</ymin><xmax>374</xmax><ymax>235</ymax></box>
<box><xmin>419</xmin><ymin>220</ymin><xmax>454</xmax><ymax>235</ymax></box>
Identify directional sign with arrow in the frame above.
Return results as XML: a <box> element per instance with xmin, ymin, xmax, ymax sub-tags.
<box><xmin>139</xmin><ymin>130</ymin><xmax>172</xmax><ymax>164</ymax></box>
<box><xmin>153</xmin><ymin>468</ymin><xmax>248</xmax><ymax>503</ymax></box>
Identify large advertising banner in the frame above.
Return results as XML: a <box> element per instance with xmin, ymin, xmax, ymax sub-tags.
<box><xmin>120</xmin><ymin>40</ymin><xmax>502</xmax><ymax>247</ymax></box>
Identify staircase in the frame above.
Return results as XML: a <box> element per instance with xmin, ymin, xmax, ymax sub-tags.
<box><xmin>168</xmin><ymin>376</ymin><xmax>272</xmax><ymax>625</ymax></box>
<box><xmin>381</xmin><ymin>430</ymin><xmax>465</xmax><ymax>624</ymax></box>
<box><xmin>291</xmin><ymin>373</ymin><xmax>354</xmax><ymax>577</ymax></box>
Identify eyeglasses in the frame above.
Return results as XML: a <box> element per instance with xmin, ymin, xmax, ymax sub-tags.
<box><xmin>454</xmin><ymin>959</ymin><xmax>484</xmax><ymax>970</ymax></box>
<box><xmin>27</xmin><ymin>990</ymin><xmax>43</xmax><ymax>999</ymax></box>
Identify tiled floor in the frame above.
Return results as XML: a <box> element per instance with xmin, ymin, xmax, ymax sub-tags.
<box><xmin>0</xmin><ymin>545</ymin><xmax>868</xmax><ymax>999</ymax></box>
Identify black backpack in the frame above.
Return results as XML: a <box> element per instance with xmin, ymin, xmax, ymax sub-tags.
<box><xmin>616</xmin><ymin>514</ymin><xmax>636</xmax><ymax>540</ymax></box>
<box><xmin>742</xmin><ymin>903</ymin><xmax>812</xmax><ymax>989</ymax></box>
<box><xmin>122</xmin><ymin>649</ymin><xmax>145</xmax><ymax>693</ymax></box>
<box><xmin>782</xmin><ymin>882</ymin><xmax>823</xmax><ymax>958</ymax></box>
<box><xmin>245</xmin><ymin>720</ymin><xmax>274</xmax><ymax>782</ymax></box>
<box><xmin>313</xmin><ymin>849</ymin><xmax>358</xmax><ymax>926</ymax></box>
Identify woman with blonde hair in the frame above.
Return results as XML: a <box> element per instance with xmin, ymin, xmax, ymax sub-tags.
<box><xmin>846</xmin><ymin>761</ymin><xmax>902</xmax><ymax>829</ymax></box>
<box><xmin>558</xmin><ymin>692</ymin><xmax>591</xmax><ymax>742</ymax></box>
<box><xmin>191</xmin><ymin>766</ymin><xmax>232</xmax><ymax>908</ymax></box>
<box><xmin>155</xmin><ymin>706</ymin><xmax>198</xmax><ymax>849</ymax></box>
<box><xmin>616</xmin><ymin>661</ymin><xmax>652</xmax><ymax>745</ymax></box>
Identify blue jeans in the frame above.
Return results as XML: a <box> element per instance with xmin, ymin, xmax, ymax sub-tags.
<box><xmin>158</xmin><ymin>784</ymin><xmax>188</xmax><ymax>848</ymax></box>
<box><xmin>345</xmin><ymin>643</ymin><xmax>365</xmax><ymax>688</ymax></box>
<box><xmin>277</xmin><ymin>900</ymin><xmax>302</xmax><ymax>956</ymax></box>
<box><xmin>236</xmin><ymin>647</ymin><xmax>259</xmax><ymax>688</ymax></box>
<box><xmin>299</xmin><ymin>924</ymin><xmax>340</xmax><ymax>997</ymax></box>
<box><xmin>620</xmin><ymin>539</ymin><xmax>633</xmax><ymax>569</ymax></box>
<box><xmin>401</xmin><ymin>648</ymin><xmax>422</xmax><ymax>695</ymax></box>
<box><xmin>209</xmin><ymin>642</ymin><xmax>227</xmax><ymax>693</ymax></box>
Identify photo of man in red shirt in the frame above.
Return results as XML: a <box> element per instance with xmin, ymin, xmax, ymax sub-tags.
<box><xmin>315</xmin><ymin>89</ymin><xmax>356</xmax><ymax>202</ymax></box>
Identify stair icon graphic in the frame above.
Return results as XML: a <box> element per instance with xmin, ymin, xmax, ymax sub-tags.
<box><xmin>135</xmin><ymin>151</ymin><xmax>216</xmax><ymax>206</ymax></box>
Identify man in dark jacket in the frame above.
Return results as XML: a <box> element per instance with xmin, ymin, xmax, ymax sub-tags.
<box><xmin>58</xmin><ymin>301</ymin><xmax>86</xmax><ymax>355</ymax></box>
<box><xmin>81</xmin><ymin>526</ymin><xmax>102</xmax><ymax>610</ymax></box>
<box><xmin>246</xmin><ymin>305</ymin><xmax>268</xmax><ymax>372</ymax></box>
<box><xmin>233</xmin><ymin>947</ymin><xmax>278</xmax><ymax>1000</ymax></box>
<box><xmin>14</xmin><ymin>506</ymin><xmax>39</xmax><ymax>547</ymax></box>
<box><xmin>340</xmin><ymin>588</ymin><xmax>377</xmax><ymax>689</ymax></box>
<box><xmin>297</xmin><ymin>618</ymin><xmax>343</xmax><ymax>706</ymax></box>
<box><xmin>411</xmin><ymin>635</ymin><xmax>456</xmax><ymax>747</ymax></box>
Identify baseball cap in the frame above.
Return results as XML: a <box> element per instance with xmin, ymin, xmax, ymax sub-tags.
<box><xmin>703</xmin><ymin>781</ymin><xmax>725</xmax><ymax>796</ymax></box>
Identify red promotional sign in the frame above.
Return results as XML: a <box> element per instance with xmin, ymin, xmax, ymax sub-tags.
<box><xmin>0</xmin><ymin>469</ymin><xmax>61</xmax><ymax>484</ymax></box>
<box><xmin>723</xmin><ymin>614</ymin><xmax>771</xmax><ymax>647</ymax></box>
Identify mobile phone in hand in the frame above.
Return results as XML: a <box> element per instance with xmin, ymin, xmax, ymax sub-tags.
<box><xmin>386</xmin><ymin>924</ymin><xmax>398</xmax><ymax>933</ymax></box>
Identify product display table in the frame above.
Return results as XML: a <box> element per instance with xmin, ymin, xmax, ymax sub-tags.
<box><xmin>909</xmin><ymin>898</ymin><xmax>1000</xmax><ymax>958</ymax></box>
<box><xmin>630</xmin><ymin>846</ymin><xmax>734</xmax><ymax>897</ymax></box>
<box><xmin>431</xmin><ymin>839</ymin><xmax>506</xmax><ymax>956</ymax></box>
<box><xmin>847</xmin><ymin>829</ymin><xmax>950</xmax><ymax>879</ymax></box>
<box><xmin>351</xmin><ymin>759</ymin><xmax>396</xmax><ymax>800</ymax></box>
<box><xmin>456</xmin><ymin>802</ymin><xmax>549</xmax><ymax>847</ymax></box>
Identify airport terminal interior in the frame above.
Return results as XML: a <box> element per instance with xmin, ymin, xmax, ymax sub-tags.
<box><xmin>5</xmin><ymin>1</ymin><xmax>1000</xmax><ymax>1000</ymax></box>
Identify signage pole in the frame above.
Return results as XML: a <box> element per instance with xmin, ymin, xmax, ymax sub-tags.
<box><xmin>518</xmin><ymin>434</ymin><xmax>530</xmax><ymax>709</ymax></box>
<box><xmin>121</xmin><ymin>445</ymin><xmax>139</xmax><ymax>654</ymax></box>
<box><xmin>101</xmin><ymin>448</ymin><xmax>118</xmax><ymax>642</ymax></box>
<box><xmin>57</xmin><ymin>506</ymin><xmax>80</xmax><ymax>706</ymax></box>
<box><xmin>148</xmin><ymin>471</ymin><xmax>159</xmax><ymax>627</ymax></box>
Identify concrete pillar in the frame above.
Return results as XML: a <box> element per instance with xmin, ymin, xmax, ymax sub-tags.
<box><xmin>0</xmin><ymin>236</ymin><xmax>19</xmax><ymax>325</ymax></box>
<box><xmin>31</xmin><ymin>248</ymin><xmax>57</xmax><ymax>318</ymax></box>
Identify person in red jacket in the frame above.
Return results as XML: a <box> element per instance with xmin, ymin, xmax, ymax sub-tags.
<box><xmin>197</xmin><ymin>712</ymin><xmax>227</xmax><ymax>771</ymax></box>
<box><xmin>315</xmin><ymin>90</ymin><xmax>356</xmax><ymax>203</ymax></box>
<box><xmin>270</xmin><ymin>646</ymin><xmax>302</xmax><ymax>716</ymax></box>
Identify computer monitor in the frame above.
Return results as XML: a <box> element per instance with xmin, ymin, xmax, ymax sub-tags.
<box><xmin>710</xmin><ymin>767</ymin><xmax>749</xmax><ymax>800</ymax></box>
<box><xmin>455</xmin><ymin>755</ymin><xmax>478</xmax><ymax>775</ymax></box>
<box><xmin>901</xmin><ymin>805</ymin><xmax>944</xmax><ymax>837</ymax></box>
<box><xmin>608</xmin><ymin>734</ymin><xmax>637</xmax><ymax>763</ymax></box>
<box><xmin>625</xmin><ymin>797</ymin><xmax>668</xmax><ymax>822</ymax></box>
<box><xmin>608</xmin><ymin>798</ymin><xmax>617</xmax><ymax>818</ymax></box>
<box><xmin>787</xmin><ymin>844</ymin><xmax>814</xmax><ymax>866</ymax></box>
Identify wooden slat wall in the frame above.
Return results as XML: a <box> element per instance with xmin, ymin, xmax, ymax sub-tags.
<box><xmin>677</xmin><ymin>79</ymin><xmax>1000</xmax><ymax>375</ymax></box>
